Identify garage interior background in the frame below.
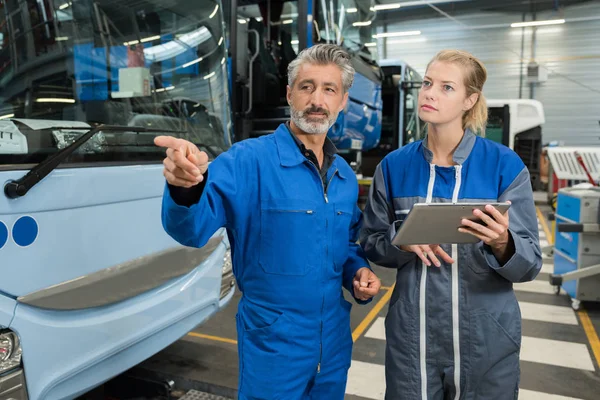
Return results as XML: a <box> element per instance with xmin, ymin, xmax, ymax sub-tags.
<box><xmin>357</xmin><ymin>0</ymin><xmax>600</xmax><ymax>147</ymax></box>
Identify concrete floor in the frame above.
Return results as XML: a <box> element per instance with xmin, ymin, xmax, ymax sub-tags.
<box><xmin>137</xmin><ymin>205</ymin><xmax>600</xmax><ymax>399</ymax></box>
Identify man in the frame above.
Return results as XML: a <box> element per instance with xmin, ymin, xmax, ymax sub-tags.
<box><xmin>155</xmin><ymin>44</ymin><xmax>381</xmax><ymax>399</ymax></box>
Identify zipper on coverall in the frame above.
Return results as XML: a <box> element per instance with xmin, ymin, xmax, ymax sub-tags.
<box><xmin>307</xmin><ymin>161</ymin><xmax>338</xmax><ymax>374</ymax></box>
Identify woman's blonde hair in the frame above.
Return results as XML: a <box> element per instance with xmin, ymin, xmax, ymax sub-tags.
<box><xmin>427</xmin><ymin>49</ymin><xmax>488</xmax><ymax>135</ymax></box>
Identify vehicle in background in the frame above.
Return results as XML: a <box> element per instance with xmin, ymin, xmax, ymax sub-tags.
<box><xmin>0</xmin><ymin>0</ymin><xmax>235</xmax><ymax>398</ymax></box>
<box><xmin>229</xmin><ymin>0</ymin><xmax>383</xmax><ymax>171</ymax></box>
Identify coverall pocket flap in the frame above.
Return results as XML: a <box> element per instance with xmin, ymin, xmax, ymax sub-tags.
<box><xmin>469</xmin><ymin>312</ymin><xmax>520</xmax><ymax>385</ymax></box>
<box><xmin>239</xmin><ymin>312</ymin><xmax>295</xmax><ymax>398</ymax></box>
<box><xmin>259</xmin><ymin>199</ymin><xmax>320</xmax><ymax>276</ymax></box>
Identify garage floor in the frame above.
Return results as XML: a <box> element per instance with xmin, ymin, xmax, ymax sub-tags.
<box><xmin>137</xmin><ymin>206</ymin><xmax>600</xmax><ymax>399</ymax></box>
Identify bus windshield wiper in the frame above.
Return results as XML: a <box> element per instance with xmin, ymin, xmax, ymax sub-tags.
<box><xmin>4</xmin><ymin>124</ymin><xmax>186</xmax><ymax>199</ymax></box>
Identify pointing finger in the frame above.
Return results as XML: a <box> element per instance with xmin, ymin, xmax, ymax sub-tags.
<box><xmin>154</xmin><ymin>135</ymin><xmax>181</xmax><ymax>149</ymax></box>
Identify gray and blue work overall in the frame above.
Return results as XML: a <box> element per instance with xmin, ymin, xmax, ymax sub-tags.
<box><xmin>360</xmin><ymin>130</ymin><xmax>542</xmax><ymax>400</ymax></box>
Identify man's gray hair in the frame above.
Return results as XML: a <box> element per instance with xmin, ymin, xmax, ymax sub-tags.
<box><xmin>287</xmin><ymin>44</ymin><xmax>355</xmax><ymax>93</ymax></box>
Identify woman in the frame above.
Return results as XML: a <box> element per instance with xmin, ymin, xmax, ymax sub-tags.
<box><xmin>359</xmin><ymin>50</ymin><xmax>542</xmax><ymax>400</ymax></box>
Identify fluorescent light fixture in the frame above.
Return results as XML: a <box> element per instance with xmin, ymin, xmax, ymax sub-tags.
<box><xmin>353</xmin><ymin>21</ymin><xmax>372</xmax><ymax>27</ymax></box>
<box><xmin>218</xmin><ymin>37</ymin><xmax>223</xmax><ymax>46</ymax></box>
<box><xmin>209</xmin><ymin>4</ymin><xmax>219</xmax><ymax>19</ymax></box>
<box><xmin>395</xmin><ymin>0</ymin><xmax>469</xmax><ymax>6</ymax></box>
<box><xmin>221</xmin><ymin>57</ymin><xmax>226</xmax><ymax>64</ymax></box>
<box><xmin>55</xmin><ymin>36</ymin><xmax>69</xmax><ymax>41</ymax></box>
<box><xmin>373</xmin><ymin>30</ymin><xmax>421</xmax><ymax>38</ymax></box>
<box><xmin>256</xmin><ymin>17</ymin><xmax>263</xmax><ymax>22</ymax></box>
<box><xmin>140</xmin><ymin>35</ymin><xmax>160</xmax><ymax>43</ymax></box>
<box><xmin>347</xmin><ymin>8</ymin><xmax>358</xmax><ymax>13</ymax></box>
<box><xmin>373</xmin><ymin>3</ymin><xmax>401</xmax><ymax>11</ymax></box>
<box><xmin>123</xmin><ymin>35</ymin><xmax>160</xmax><ymax>46</ymax></box>
<box><xmin>511</xmin><ymin>19</ymin><xmax>565</xmax><ymax>28</ymax></box>
<box><xmin>182</xmin><ymin>57</ymin><xmax>203</xmax><ymax>68</ymax></box>
<box><xmin>35</xmin><ymin>98</ymin><xmax>75</xmax><ymax>103</ymax></box>
<box><xmin>59</xmin><ymin>2</ymin><xmax>71</xmax><ymax>10</ymax></box>
<box><xmin>291</xmin><ymin>40</ymin><xmax>299</xmax><ymax>45</ymax></box>
<box><xmin>388</xmin><ymin>37</ymin><xmax>428</xmax><ymax>44</ymax></box>
<box><xmin>0</xmin><ymin>113</ymin><xmax>14</xmax><ymax>120</ymax></box>
<box><xmin>154</xmin><ymin>86</ymin><xmax>175</xmax><ymax>93</ymax></box>
<box><xmin>509</xmin><ymin>26</ymin><xmax>564</xmax><ymax>35</ymax></box>
<box><xmin>144</xmin><ymin>27</ymin><xmax>211</xmax><ymax>63</ymax></box>
<box><xmin>365</xmin><ymin>42</ymin><xmax>377</xmax><ymax>47</ymax></box>
<box><xmin>204</xmin><ymin>72</ymin><xmax>216</xmax><ymax>80</ymax></box>
<box><xmin>282</xmin><ymin>19</ymin><xmax>293</xmax><ymax>25</ymax></box>
<box><xmin>238</xmin><ymin>19</ymin><xmax>247</xmax><ymax>24</ymax></box>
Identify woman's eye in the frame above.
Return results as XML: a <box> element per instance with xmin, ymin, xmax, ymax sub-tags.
<box><xmin>422</xmin><ymin>81</ymin><xmax>431</xmax><ymax>87</ymax></box>
<box><xmin>444</xmin><ymin>85</ymin><xmax>454</xmax><ymax>91</ymax></box>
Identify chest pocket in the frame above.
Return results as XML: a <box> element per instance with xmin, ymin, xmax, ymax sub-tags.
<box><xmin>333</xmin><ymin>204</ymin><xmax>354</xmax><ymax>271</ymax></box>
<box><xmin>259</xmin><ymin>199</ymin><xmax>321</xmax><ymax>276</ymax></box>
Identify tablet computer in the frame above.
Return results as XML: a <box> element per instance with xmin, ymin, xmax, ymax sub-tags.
<box><xmin>391</xmin><ymin>202</ymin><xmax>511</xmax><ymax>246</ymax></box>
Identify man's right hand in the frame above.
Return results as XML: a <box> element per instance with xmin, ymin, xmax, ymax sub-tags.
<box><xmin>400</xmin><ymin>244</ymin><xmax>454</xmax><ymax>267</ymax></box>
<box><xmin>154</xmin><ymin>136</ymin><xmax>209</xmax><ymax>188</ymax></box>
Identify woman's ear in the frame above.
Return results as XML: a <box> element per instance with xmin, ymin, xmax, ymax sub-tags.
<box><xmin>463</xmin><ymin>92</ymin><xmax>479</xmax><ymax>111</ymax></box>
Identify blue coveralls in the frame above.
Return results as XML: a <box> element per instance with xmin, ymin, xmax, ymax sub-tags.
<box><xmin>360</xmin><ymin>130</ymin><xmax>542</xmax><ymax>400</ymax></box>
<box><xmin>161</xmin><ymin>124</ymin><xmax>370</xmax><ymax>399</ymax></box>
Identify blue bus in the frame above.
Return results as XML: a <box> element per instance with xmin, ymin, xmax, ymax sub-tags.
<box><xmin>0</xmin><ymin>0</ymin><xmax>235</xmax><ymax>398</ymax></box>
<box><xmin>228</xmin><ymin>0</ymin><xmax>384</xmax><ymax>171</ymax></box>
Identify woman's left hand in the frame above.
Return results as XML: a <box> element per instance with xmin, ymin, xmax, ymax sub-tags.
<box><xmin>458</xmin><ymin>202</ymin><xmax>514</xmax><ymax>261</ymax></box>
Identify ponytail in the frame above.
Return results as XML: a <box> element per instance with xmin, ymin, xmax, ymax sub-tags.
<box><xmin>463</xmin><ymin>92</ymin><xmax>488</xmax><ymax>135</ymax></box>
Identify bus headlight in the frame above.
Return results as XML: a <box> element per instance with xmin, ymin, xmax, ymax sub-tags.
<box><xmin>220</xmin><ymin>250</ymin><xmax>234</xmax><ymax>299</ymax></box>
<box><xmin>0</xmin><ymin>330</ymin><xmax>22</xmax><ymax>373</ymax></box>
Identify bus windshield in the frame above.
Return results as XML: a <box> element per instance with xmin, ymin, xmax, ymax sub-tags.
<box><xmin>314</xmin><ymin>0</ymin><xmax>378</xmax><ymax>59</ymax></box>
<box><xmin>0</xmin><ymin>0</ymin><xmax>231</xmax><ymax>167</ymax></box>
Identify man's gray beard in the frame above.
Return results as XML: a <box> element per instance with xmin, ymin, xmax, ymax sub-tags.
<box><xmin>290</xmin><ymin>106</ymin><xmax>338</xmax><ymax>135</ymax></box>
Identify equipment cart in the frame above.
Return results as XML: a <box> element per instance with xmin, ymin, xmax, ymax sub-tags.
<box><xmin>546</xmin><ymin>147</ymin><xmax>600</xmax><ymax>311</ymax></box>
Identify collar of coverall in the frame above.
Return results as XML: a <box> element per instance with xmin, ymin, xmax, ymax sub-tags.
<box><xmin>422</xmin><ymin>128</ymin><xmax>477</xmax><ymax>165</ymax></box>
<box><xmin>274</xmin><ymin>123</ymin><xmax>346</xmax><ymax>180</ymax></box>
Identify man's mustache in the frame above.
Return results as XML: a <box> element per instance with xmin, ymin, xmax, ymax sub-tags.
<box><xmin>301</xmin><ymin>106</ymin><xmax>329</xmax><ymax>117</ymax></box>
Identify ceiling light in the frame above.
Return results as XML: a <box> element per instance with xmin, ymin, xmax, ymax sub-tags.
<box><xmin>387</xmin><ymin>37</ymin><xmax>428</xmax><ymax>44</ymax></box>
<box><xmin>209</xmin><ymin>5</ymin><xmax>219</xmax><ymax>19</ymax></box>
<box><xmin>353</xmin><ymin>21</ymin><xmax>372</xmax><ymax>27</ymax></box>
<box><xmin>35</xmin><ymin>98</ymin><xmax>75</xmax><ymax>103</ymax></box>
<box><xmin>373</xmin><ymin>30</ymin><xmax>421</xmax><ymax>38</ymax></box>
<box><xmin>140</xmin><ymin>35</ymin><xmax>160</xmax><ymax>43</ymax></box>
<box><xmin>182</xmin><ymin>57</ymin><xmax>203</xmax><ymax>68</ymax></box>
<box><xmin>511</xmin><ymin>19</ymin><xmax>565</xmax><ymax>28</ymax></box>
<box><xmin>373</xmin><ymin>4</ymin><xmax>401</xmax><ymax>11</ymax></box>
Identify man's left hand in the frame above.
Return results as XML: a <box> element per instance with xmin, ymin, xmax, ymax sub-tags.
<box><xmin>353</xmin><ymin>267</ymin><xmax>381</xmax><ymax>301</ymax></box>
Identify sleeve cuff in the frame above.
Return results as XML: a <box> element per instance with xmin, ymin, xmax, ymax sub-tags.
<box><xmin>167</xmin><ymin>171</ymin><xmax>208</xmax><ymax>207</ymax></box>
<box><xmin>389</xmin><ymin>220</ymin><xmax>411</xmax><ymax>252</ymax></box>
<box><xmin>478</xmin><ymin>229</ymin><xmax>519</xmax><ymax>271</ymax></box>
